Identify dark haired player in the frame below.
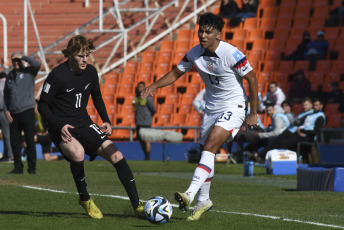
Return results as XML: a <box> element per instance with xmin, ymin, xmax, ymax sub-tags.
<box><xmin>38</xmin><ymin>35</ymin><xmax>144</xmax><ymax>219</ymax></box>
<box><xmin>141</xmin><ymin>12</ymin><xmax>258</xmax><ymax>220</ymax></box>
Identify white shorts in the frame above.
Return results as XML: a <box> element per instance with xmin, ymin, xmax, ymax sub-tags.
<box><xmin>199</xmin><ymin>105</ymin><xmax>246</xmax><ymax>145</ymax></box>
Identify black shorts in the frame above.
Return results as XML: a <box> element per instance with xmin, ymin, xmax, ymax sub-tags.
<box><xmin>49</xmin><ymin>119</ymin><xmax>114</xmax><ymax>161</ymax></box>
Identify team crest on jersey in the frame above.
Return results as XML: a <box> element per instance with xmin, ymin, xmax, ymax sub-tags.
<box><xmin>43</xmin><ymin>82</ymin><xmax>51</xmax><ymax>93</ymax></box>
<box><xmin>206</xmin><ymin>61</ymin><xmax>214</xmax><ymax>72</ymax></box>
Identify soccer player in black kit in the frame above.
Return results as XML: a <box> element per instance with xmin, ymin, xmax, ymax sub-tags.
<box><xmin>38</xmin><ymin>35</ymin><xmax>144</xmax><ymax>219</ymax></box>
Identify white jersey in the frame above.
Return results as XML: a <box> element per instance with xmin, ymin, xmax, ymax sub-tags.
<box><xmin>177</xmin><ymin>40</ymin><xmax>252</xmax><ymax>113</ymax></box>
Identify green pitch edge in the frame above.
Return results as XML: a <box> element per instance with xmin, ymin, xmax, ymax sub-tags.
<box><xmin>138</xmin><ymin>172</ymin><xmax>297</xmax><ymax>189</ymax></box>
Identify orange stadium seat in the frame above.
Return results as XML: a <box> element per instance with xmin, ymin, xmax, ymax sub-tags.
<box><xmin>230</xmin><ymin>40</ymin><xmax>245</xmax><ymax>51</ymax></box>
<box><xmin>160</xmin><ymin>40</ymin><xmax>175</xmax><ymax>52</ymax></box>
<box><xmin>164</xmin><ymin>94</ymin><xmax>179</xmax><ymax>104</ymax></box>
<box><xmin>309</xmin><ymin>17</ymin><xmax>326</xmax><ymax>30</ymax></box>
<box><xmin>264</xmin><ymin>50</ymin><xmax>281</xmax><ymax>61</ymax></box>
<box><xmin>136</xmin><ymin>73</ymin><xmax>153</xmax><ymax>85</ymax></box>
<box><xmin>103</xmin><ymin>95</ymin><xmax>114</xmax><ymax>105</ymax></box>
<box><xmin>259</xmin><ymin>18</ymin><xmax>276</xmax><ymax>30</ymax></box>
<box><xmin>262</xmin><ymin>61</ymin><xmax>279</xmax><ymax>72</ymax></box>
<box><xmin>102</xmin><ymin>83</ymin><xmax>117</xmax><ymax>96</ymax></box>
<box><xmin>121</xmin><ymin>73</ymin><xmax>136</xmax><ymax>84</ymax></box>
<box><xmin>186</xmin><ymin>83</ymin><xmax>201</xmax><ymax>95</ymax></box>
<box><xmin>308</xmin><ymin>72</ymin><xmax>324</xmax><ymax>91</ymax></box>
<box><xmin>278</xmin><ymin>61</ymin><xmax>294</xmax><ymax>74</ymax></box>
<box><xmin>177</xmin><ymin>30</ymin><xmax>192</xmax><ymax>41</ymax></box>
<box><xmin>284</xmin><ymin>38</ymin><xmax>302</xmax><ymax>55</ymax></box>
<box><xmin>120</xmin><ymin>104</ymin><xmax>135</xmax><ymax>116</ymax></box>
<box><xmin>178</xmin><ymin>104</ymin><xmax>193</xmax><ymax>114</ymax></box>
<box><xmin>251</xmin><ymin>39</ymin><xmax>268</xmax><ymax>51</ymax></box>
<box><xmin>269</xmin><ymin>39</ymin><xmax>285</xmax><ymax>52</ymax></box>
<box><xmin>258</xmin><ymin>72</ymin><xmax>272</xmax><ymax>83</ymax></box>
<box><xmin>171</xmin><ymin>113</ymin><xmax>187</xmax><ymax>126</ymax></box>
<box><xmin>105</xmin><ymin>73</ymin><xmax>119</xmax><ymax>84</ymax></box>
<box><xmin>157</xmin><ymin>84</ymin><xmax>176</xmax><ymax>96</ymax></box>
<box><xmin>232</xmin><ymin>29</ymin><xmax>248</xmax><ymax>41</ymax></box>
<box><xmin>326</xmin><ymin>114</ymin><xmax>342</xmax><ymax>128</ymax></box>
<box><xmin>331</xmin><ymin>60</ymin><xmax>344</xmax><ymax>72</ymax></box>
<box><xmin>259</xmin><ymin>0</ymin><xmax>277</xmax><ymax>7</ymax></box>
<box><xmin>278</xmin><ymin>6</ymin><xmax>294</xmax><ymax>18</ymax></box>
<box><xmin>324</xmin><ymin>27</ymin><xmax>340</xmax><ymax>40</ymax></box>
<box><xmin>292</xmin><ymin>17</ymin><xmax>309</xmax><ymax>29</ymax></box>
<box><xmin>116</xmin><ymin>84</ymin><xmax>134</xmax><ymax>98</ymax></box>
<box><xmin>292</xmin><ymin>103</ymin><xmax>303</xmax><ymax>116</ymax></box>
<box><xmin>312</xmin><ymin>6</ymin><xmax>329</xmax><ymax>18</ymax></box>
<box><xmin>139</xmin><ymin>62</ymin><xmax>154</xmax><ymax>74</ymax></box>
<box><xmin>141</xmin><ymin>51</ymin><xmax>156</xmax><ymax>63</ymax></box>
<box><xmin>247</xmin><ymin>28</ymin><xmax>264</xmax><ymax>40</ymax></box>
<box><xmin>289</xmin><ymin>28</ymin><xmax>306</xmax><ymax>39</ymax></box>
<box><xmin>243</xmin><ymin>18</ymin><xmax>258</xmax><ymax>30</ymax></box>
<box><xmin>276</xmin><ymin>17</ymin><xmax>292</xmax><ymax>29</ymax></box>
<box><xmin>123</xmin><ymin>61</ymin><xmax>138</xmax><ymax>74</ymax></box>
<box><xmin>296</xmin><ymin>0</ymin><xmax>312</xmax><ymax>7</ymax></box>
<box><xmin>315</xmin><ymin>60</ymin><xmax>331</xmax><ymax>73</ymax></box>
<box><xmin>273</xmin><ymin>28</ymin><xmax>290</xmax><ymax>40</ymax></box>
<box><xmin>154</xmin><ymin>114</ymin><xmax>172</xmax><ymax>127</ymax></box>
<box><xmin>246</xmin><ymin>50</ymin><xmax>263</xmax><ymax>62</ymax></box>
<box><xmin>158</xmin><ymin>103</ymin><xmax>175</xmax><ymax>115</ymax></box>
<box><xmin>280</xmin><ymin>0</ymin><xmax>296</xmax><ymax>7</ymax></box>
<box><xmin>180</xmin><ymin>94</ymin><xmax>196</xmax><ymax>105</ymax></box>
<box><xmin>325</xmin><ymin>72</ymin><xmax>340</xmax><ymax>82</ymax></box>
<box><xmin>258</xmin><ymin>82</ymin><xmax>268</xmax><ymax>94</ymax></box>
<box><xmin>272</xmin><ymin>72</ymin><xmax>289</xmax><ymax>83</ymax></box>
<box><xmin>260</xmin><ymin>7</ymin><xmax>279</xmax><ymax>18</ymax></box>
<box><xmin>106</xmin><ymin>103</ymin><xmax>119</xmax><ymax>115</ymax></box>
<box><xmin>154</xmin><ymin>62</ymin><xmax>171</xmax><ymax>76</ymax></box>
<box><xmin>325</xmin><ymin>103</ymin><xmax>340</xmax><ymax>116</ymax></box>
<box><xmin>156</xmin><ymin>51</ymin><xmax>173</xmax><ymax>64</ymax></box>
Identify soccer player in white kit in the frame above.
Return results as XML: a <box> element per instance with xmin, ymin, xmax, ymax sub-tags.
<box><xmin>141</xmin><ymin>12</ymin><xmax>258</xmax><ymax>220</ymax></box>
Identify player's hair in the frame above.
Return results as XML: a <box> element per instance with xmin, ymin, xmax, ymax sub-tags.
<box><xmin>269</xmin><ymin>81</ymin><xmax>278</xmax><ymax>87</ymax></box>
<box><xmin>62</xmin><ymin>35</ymin><xmax>95</xmax><ymax>58</ymax></box>
<box><xmin>281</xmin><ymin>100</ymin><xmax>293</xmax><ymax>110</ymax></box>
<box><xmin>138</xmin><ymin>81</ymin><xmax>145</xmax><ymax>86</ymax></box>
<box><xmin>301</xmin><ymin>97</ymin><xmax>312</xmax><ymax>104</ymax></box>
<box><xmin>265</xmin><ymin>103</ymin><xmax>275</xmax><ymax>108</ymax></box>
<box><xmin>313</xmin><ymin>98</ymin><xmax>324</xmax><ymax>105</ymax></box>
<box><xmin>198</xmin><ymin>12</ymin><xmax>225</xmax><ymax>32</ymax></box>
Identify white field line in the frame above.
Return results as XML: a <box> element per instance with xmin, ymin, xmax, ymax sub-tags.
<box><xmin>22</xmin><ymin>185</ymin><xmax>344</xmax><ymax>229</ymax></box>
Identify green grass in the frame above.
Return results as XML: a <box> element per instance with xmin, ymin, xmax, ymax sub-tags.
<box><xmin>0</xmin><ymin>160</ymin><xmax>344</xmax><ymax>230</ymax></box>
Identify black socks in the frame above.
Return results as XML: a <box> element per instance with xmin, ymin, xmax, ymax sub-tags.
<box><xmin>70</xmin><ymin>160</ymin><xmax>90</xmax><ymax>201</ymax></box>
<box><xmin>113</xmin><ymin>158</ymin><xmax>140</xmax><ymax>210</ymax></box>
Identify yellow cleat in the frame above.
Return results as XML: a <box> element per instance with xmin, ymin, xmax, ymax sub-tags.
<box><xmin>174</xmin><ymin>192</ymin><xmax>191</xmax><ymax>212</ymax></box>
<box><xmin>79</xmin><ymin>197</ymin><xmax>103</xmax><ymax>219</ymax></box>
<box><xmin>134</xmin><ymin>202</ymin><xmax>145</xmax><ymax>218</ymax></box>
<box><xmin>187</xmin><ymin>199</ymin><xmax>213</xmax><ymax>221</ymax></box>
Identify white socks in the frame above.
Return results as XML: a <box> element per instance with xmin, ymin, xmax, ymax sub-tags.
<box><xmin>186</xmin><ymin>151</ymin><xmax>215</xmax><ymax>203</ymax></box>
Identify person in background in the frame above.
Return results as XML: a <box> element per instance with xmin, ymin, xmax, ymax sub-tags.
<box><xmin>0</xmin><ymin>71</ymin><xmax>13</xmax><ymax>162</ymax></box>
<box><xmin>133</xmin><ymin>81</ymin><xmax>155</xmax><ymax>160</ymax></box>
<box><xmin>281</xmin><ymin>100</ymin><xmax>296</xmax><ymax>124</ymax></box>
<box><xmin>4</xmin><ymin>51</ymin><xmax>41</xmax><ymax>174</ymax></box>
<box><xmin>283</xmin><ymin>31</ymin><xmax>311</xmax><ymax>61</ymax></box>
<box><xmin>259</xmin><ymin>82</ymin><xmax>286</xmax><ymax>112</ymax></box>
<box><xmin>305</xmin><ymin>31</ymin><xmax>329</xmax><ymax>71</ymax></box>
<box><xmin>288</xmin><ymin>69</ymin><xmax>312</xmax><ymax>103</ymax></box>
<box><xmin>326</xmin><ymin>81</ymin><xmax>343</xmax><ymax>104</ymax></box>
<box><xmin>220</xmin><ymin>0</ymin><xmax>259</xmax><ymax>27</ymax></box>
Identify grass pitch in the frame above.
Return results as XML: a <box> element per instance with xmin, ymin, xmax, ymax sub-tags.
<box><xmin>0</xmin><ymin>159</ymin><xmax>344</xmax><ymax>230</ymax></box>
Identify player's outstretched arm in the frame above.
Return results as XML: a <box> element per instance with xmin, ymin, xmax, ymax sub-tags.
<box><xmin>141</xmin><ymin>67</ymin><xmax>184</xmax><ymax>98</ymax></box>
<box><xmin>243</xmin><ymin>71</ymin><xmax>258</xmax><ymax>128</ymax></box>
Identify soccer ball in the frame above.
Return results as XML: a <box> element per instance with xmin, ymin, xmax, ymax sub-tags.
<box><xmin>144</xmin><ymin>196</ymin><xmax>172</xmax><ymax>224</ymax></box>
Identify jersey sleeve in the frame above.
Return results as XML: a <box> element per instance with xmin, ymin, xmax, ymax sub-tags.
<box><xmin>38</xmin><ymin>72</ymin><xmax>65</xmax><ymax>131</ymax></box>
<box><xmin>90</xmin><ymin>70</ymin><xmax>111</xmax><ymax>125</ymax></box>
<box><xmin>176</xmin><ymin>52</ymin><xmax>194</xmax><ymax>73</ymax></box>
<box><xmin>228</xmin><ymin>49</ymin><xmax>253</xmax><ymax>77</ymax></box>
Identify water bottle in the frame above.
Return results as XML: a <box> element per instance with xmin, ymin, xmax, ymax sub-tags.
<box><xmin>244</xmin><ymin>161</ymin><xmax>254</xmax><ymax>177</ymax></box>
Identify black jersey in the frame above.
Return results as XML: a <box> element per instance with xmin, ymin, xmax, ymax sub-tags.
<box><xmin>38</xmin><ymin>62</ymin><xmax>110</xmax><ymax>131</ymax></box>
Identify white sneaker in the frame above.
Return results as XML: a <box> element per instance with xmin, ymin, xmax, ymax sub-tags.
<box><xmin>187</xmin><ymin>199</ymin><xmax>213</xmax><ymax>221</ymax></box>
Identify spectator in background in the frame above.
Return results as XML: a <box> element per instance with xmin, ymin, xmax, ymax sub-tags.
<box><xmin>31</xmin><ymin>100</ymin><xmax>63</xmax><ymax>161</ymax></box>
<box><xmin>282</xmin><ymin>100</ymin><xmax>296</xmax><ymax>124</ymax></box>
<box><xmin>325</xmin><ymin>1</ymin><xmax>344</xmax><ymax>27</ymax></box>
<box><xmin>258</xmin><ymin>98</ymin><xmax>325</xmax><ymax>163</ymax></box>
<box><xmin>4</xmin><ymin>51</ymin><xmax>40</xmax><ymax>174</ymax></box>
<box><xmin>305</xmin><ymin>31</ymin><xmax>329</xmax><ymax>71</ymax></box>
<box><xmin>259</xmin><ymin>82</ymin><xmax>286</xmax><ymax>112</ymax></box>
<box><xmin>192</xmin><ymin>88</ymin><xmax>206</xmax><ymax>116</ymax></box>
<box><xmin>220</xmin><ymin>0</ymin><xmax>259</xmax><ymax>27</ymax></box>
<box><xmin>133</xmin><ymin>81</ymin><xmax>156</xmax><ymax>160</ymax></box>
<box><xmin>283</xmin><ymin>31</ymin><xmax>311</xmax><ymax>61</ymax></box>
<box><xmin>288</xmin><ymin>69</ymin><xmax>312</xmax><ymax>103</ymax></box>
<box><xmin>0</xmin><ymin>71</ymin><xmax>13</xmax><ymax>162</ymax></box>
<box><xmin>326</xmin><ymin>81</ymin><xmax>343</xmax><ymax>104</ymax></box>
<box><xmin>235</xmin><ymin>103</ymin><xmax>290</xmax><ymax>162</ymax></box>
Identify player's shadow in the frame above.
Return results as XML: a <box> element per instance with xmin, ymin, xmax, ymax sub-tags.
<box><xmin>0</xmin><ymin>210</ymin><xmax>131</xmax><ymax>218</ymax></box>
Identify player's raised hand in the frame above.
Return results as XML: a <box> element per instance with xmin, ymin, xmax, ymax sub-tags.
<box><xmin>245</xmin><ymin>113</ymin><xmax>258</xmax><ymax>130</ymax></box>
<box><xmin>61</xmin><ymin>124</ymin><xmax>74</xmax><ymax>143</ymax></box>
<box><xmin>100</xmin><ymin>122</ymin><xmax>112</xmax><ymax>136</ymax></box>
<box><xmin>140</xmin><ymin>85</ymin><xmax>155</xmax><ymax>98</ymax></box>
